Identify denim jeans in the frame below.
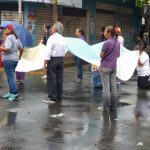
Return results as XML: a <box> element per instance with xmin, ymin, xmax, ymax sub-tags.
<box><xmin>75</xmin><ymin>57</ymin><xmax>83</xmax><ymax>79</ymax></box>
<box><xmin>3</xmin><ymin>60</ymin><xmax>18</xmax><ymax>94</ymax></box>
<box><xmin>100</xmin><ymin>67</ymin><xmax>118</xmax><ymax>111</ymax></box>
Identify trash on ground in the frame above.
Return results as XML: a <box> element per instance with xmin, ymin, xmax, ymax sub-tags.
<box><xmin>49</xmin><ymin>113</ymin><xmax>66</xmax><ymax>118</ymax></box>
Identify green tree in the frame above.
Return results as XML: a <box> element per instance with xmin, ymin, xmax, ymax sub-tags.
<box><xmin>123</xmin><ymin>0</ymin><xmax>149</xmax><ymax>7</ymax></box>
<box><xmin>136</xmin><ymin>0</ymin><xmax>148</xmax><ymax>7</ymax></box>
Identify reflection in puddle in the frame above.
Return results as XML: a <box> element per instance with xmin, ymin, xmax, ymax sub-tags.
<box><xmin>17</xmin><ymin>82</ymin><xmax>25</xmax><ymax>92</ymax></box>
<box><xmin>0</xmin><ymin>111</ymin><xmax>17</xmax><ymax>126</ymax></box>
<box><xmin>118</xmin><ymin>102</ymin><xmax>130</xmax><ymax>107</ymax></box>
<box><xmin>98</xmin><ymin>112</ymin><xmax>117</xmax><ymax>149</ymax></box>
<box><xmin>91</xmin><ymin>88</ymin><xmax>103</xmax><ymax>103</ymax></box>
<box><xmin>134</xmin><ymin>91</ymin><xmax>149</xmax><ymax>122</ymax></box>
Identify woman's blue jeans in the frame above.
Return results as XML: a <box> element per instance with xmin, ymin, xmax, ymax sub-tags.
<box><xmin>3</xmin><ymin>60</ymin><xmax>18</xmax><ymax>94</ymax></box>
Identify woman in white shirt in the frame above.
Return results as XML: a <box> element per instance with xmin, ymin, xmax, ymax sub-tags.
<box><xmin>136</xmin><ymin>41</ymin><xmax>150</xmax><ymax>89</ymax></box>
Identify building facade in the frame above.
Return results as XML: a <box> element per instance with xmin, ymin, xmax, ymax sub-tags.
<box><xmin>0</xmin><ymin>0</ymin><xmax>139</xmax><ymax>49</ymax></box>
<box><xmin>83</xmin><ymin>0</ymin><xmax>139</xmax><ymax>48</ymax></box>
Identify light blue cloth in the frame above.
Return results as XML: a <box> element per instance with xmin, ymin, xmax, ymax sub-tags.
<box><xmin>65</xmin><ymin>37</ymin><xmax>100</xmax><ymax>64</ymax></box>
<box><xmin>65</xmin><ymin>38</ymin><xmax>139</xmax><ymax>81</ymax></box>
<box><xmin>16</xmin><ymin>38</ymin><xmax>139</xmax><ymax>81</ymax></box>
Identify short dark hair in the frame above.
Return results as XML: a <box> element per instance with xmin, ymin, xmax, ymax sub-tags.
<box><xmin>77</xmin><ymin>28</ymin><xmax>86</xmax><ymax>37</ymax></box>
<box><xmin>44</xmin><ymin>24</ymin><xmax>50</xmax><ymax>30</ymax></box>
<box><xmin>101</xmin><ymin>27</ymin><xmax>105</xmax><ymax>32</ymax></box>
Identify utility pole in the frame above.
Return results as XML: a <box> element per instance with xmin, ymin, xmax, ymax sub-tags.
<box><xmin>53</xmin><ymin>0</ymin><xmax>58</xmax><ymax>22</ymax></box>
<box><xmin>18</xmin><ymin>0</ymin><xmax>22</xmax><ymax>24</ymax></box>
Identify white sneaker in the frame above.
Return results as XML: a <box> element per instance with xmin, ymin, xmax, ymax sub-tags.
<box><xmin>43</xmin><ymin>98</ymin><xmax>55</xmax><ymax>104</ymax></box>
<box><xmin>98</xmin><ymin>107</ymin><xmax>104</xmax><ymax>111</ymax></box>
<box><xmin>73</xmin><ymin>78</ymin><xmax>82</xmax><ymax>83</ymax></box>
<box><xmin>41</xmin><ymin>75</ymin><xmax>47</xmax><ymax>79</ymax></box>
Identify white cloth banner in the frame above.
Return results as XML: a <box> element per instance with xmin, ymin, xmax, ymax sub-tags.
<box><xmin>16</xmin><ymin>38</ymin><xmax>139</xmax><ymax>81</ymax></box>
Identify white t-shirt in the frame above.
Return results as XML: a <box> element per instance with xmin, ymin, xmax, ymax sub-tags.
<box><xmin>136</xmin><ymin>51</ymin><xmax>150</xmax><ymax>76</ymax></box>
<box><xmin>45</xmin><ymin>33</ymin><xmax>66</xmax><ymax>60</ymax></box>
<box><xmin>117</xmin><ymin>35</ymin><xmax>124</xmax><ymax>46</ymax></box>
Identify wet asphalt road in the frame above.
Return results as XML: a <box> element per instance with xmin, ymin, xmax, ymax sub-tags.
<box><xmin>0</xmin><ymin>67</ymin><xmax>150</xmax><ymax>150</ymax></box>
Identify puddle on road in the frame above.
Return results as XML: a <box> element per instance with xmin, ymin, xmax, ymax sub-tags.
<box><xmin>61</xmin><ymin>104</ymin><xmax>89</xmax><ymax>108</ymax></box>
<box><xmin>0</xmin><ymin>136</ymin><xmax>26</xmax><ymax>150</ymax></box>
<box><xmin>0</xmin><ymin>111</ymin><xmax>17</xmax><ymax>127</ymax></box>
<box><xmin>118</xmin><ymin>102</ymin><xmax>131</xmax><ymax>107</ymax></box>
<box><xmin>17</xmin><ymin>82</ymin><xmax>25</xmax><ymax>92</ymax></box>
<box><xmin>0</xmin><ymin>108</ymin><xmax>25</xmax><ymax>127</ymax></box>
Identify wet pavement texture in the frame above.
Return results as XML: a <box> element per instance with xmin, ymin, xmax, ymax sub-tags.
<box><xmin>0</xmin><ymin>67</ymin><xmax>150</xmax><ymax>150</ymax></box>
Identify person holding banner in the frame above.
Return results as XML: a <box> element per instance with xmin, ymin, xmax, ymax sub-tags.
<box><xmin>0</xmin><ymin>24</ymin><xmax>23</xmax><ymax>101</ymax></box>
<box><xmin>73</xmin><ymin>28</ymin><xmax>86</xmax><ymax>83</ymax></box>
<box><xmin>40</xmin><ymin>24</ymin><xmax>51</xmax><ymax>79</ymax></box>
<box><xmin>136</xmin><ymin>40</ymin><xmax>150</xmax><ymax>89</ymax></box>
<box><xmin>43</xmin><ymin>21</ymin><xmax>66</xmax><ymax>104</ymax></box>
<box><xmin>98</xmin><ymin>26</ymin><xmax>120</xmax><ymax>112</ymax></box>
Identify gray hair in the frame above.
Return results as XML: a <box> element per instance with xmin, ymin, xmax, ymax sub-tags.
<box><xmin>53</xmin><ymin>21</ymin><xmax>64</xmax><ymax>34</ymax></box>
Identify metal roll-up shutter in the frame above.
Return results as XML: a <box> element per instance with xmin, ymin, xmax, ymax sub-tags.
<box><xmin>62</xmin><ymin>8</ymin><xmax>87</xmax><ymax>37</ymax></box>
<box><xmin>63</xmin><ymin>16</ymin><xmax>87</xmax><ymax>37</ymax></box>
<box><xmin>118</xmin><ymin>13</ymin><xmax>133</xmax><ymax>48</ymax></box>
<box><xmin>62</xmin><ymin>15</ymin><xmax>87</xmax><ymax>64</ymax></box>
<box><xmin>62</xmin><ymin>8</ymin><xmax>87</xmax><ymax>65</ymax></box>
<box><xmin>36</xmin><ymin>5</ymin><xmax>53</xmax><ymax>44</ymax></box>
<box><xmin>96</xmin><ymin>11</ymin><xmax>115</xmax><ymax>43</ymax></box>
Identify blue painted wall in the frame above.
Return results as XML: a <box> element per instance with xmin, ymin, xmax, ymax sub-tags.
<box><xmin>83</xmin><ymin>0</ymin><xmax>96</xmax><ymax>44</ymax></box>
<box><xmin>24</xmin><ymin>2</ymin><xmax>37</xmax><ymax>46</ymax></box>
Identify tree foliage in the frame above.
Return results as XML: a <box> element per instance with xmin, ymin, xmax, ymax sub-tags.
<box><xmin>136</xmin><ymin>0</ymin><xmax>149</xmax><ymax>7</ymax></box>
<box><xmin>123</xmin><ymin>0</ymin><xmax>149</xmax><ymax>7</ymax></box>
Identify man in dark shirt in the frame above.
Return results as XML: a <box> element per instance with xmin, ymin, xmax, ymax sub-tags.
<box><xmin>41</xmin><ymin>24</ymin><xmax>51</xmax><ymax>45</ymax></box>
<box><xmin>40</xmin><ymin>24</ymin><xmax>51</xmax><ymax>79</ymax></box>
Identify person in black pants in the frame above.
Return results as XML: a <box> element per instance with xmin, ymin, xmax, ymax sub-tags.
<box><xmin>43</xmin><ymin>21</ymin><xmax>66</xmax><ymax>104</ymax></box>
<box><xmin>40</xmin><ymin>24</ymin><xmax>51</xmax><ymax>79</ymax></box>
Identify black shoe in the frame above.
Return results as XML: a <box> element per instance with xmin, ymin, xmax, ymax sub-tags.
<box><xmin>43</xmin><ymin>97</ymin><xmax>55</xmax><ymax>104</ymax></box>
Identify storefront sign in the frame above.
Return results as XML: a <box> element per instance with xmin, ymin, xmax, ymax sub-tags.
<box><xmin>1</xmin><ymin>11</ymin><xmax>23</xmax><ymax>22</ymax></box>
<box><xmin>21</xmin><ymin>0</ymin><xmax>82</xmax><ymax>8</ymax></box>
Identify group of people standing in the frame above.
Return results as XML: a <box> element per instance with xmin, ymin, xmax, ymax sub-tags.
<box><xmin>42</xmin><ymin>23</ymin><xmax>86</xmax><ymax>103</ymax></box>
<box><xmin>98</xmin><ymin>25</ymin><xmax>150</xmax><ymax>111</ymax></box>
<box><xmin>42</xmin><ymin>24</ymin><xmax>123</xmax><ymax>112</ymax></box>
<box><xmin>0</xmin><ymin>20</ymin><xmax>150</xmax><ymax>114</ymax></box>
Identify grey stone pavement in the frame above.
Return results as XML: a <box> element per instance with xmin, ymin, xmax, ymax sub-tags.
<box><xmin>0</xmin><ymin>67</ymin><xmax>150</xmax><ymax>150</ymax></box>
